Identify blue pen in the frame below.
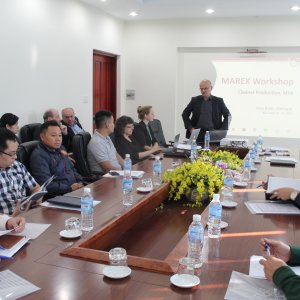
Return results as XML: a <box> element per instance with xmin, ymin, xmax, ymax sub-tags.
<box><xmin>265</xmin><ymin>242</ymin><xmax>271</xmax><ymax>256</ymax></box>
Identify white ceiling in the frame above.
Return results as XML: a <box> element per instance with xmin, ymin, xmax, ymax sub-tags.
<box><xmin>80</xmin><ymin>0</ymin><xmax>300</xmax><ymax>20</ymax></box>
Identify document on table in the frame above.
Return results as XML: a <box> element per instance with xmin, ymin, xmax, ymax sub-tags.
<box><xmin>0</xmin><ymin>229</ymin><xmax>13</xmax><ymax>236</ymax></box>
<box><xmin>0</xmin><ymin>270</ymin><xmax>40</xmax><ymax>299</ymax></box>
<box><xmin>249</xmin><ymin>255</ymin><xmax>300</xmax><ymax>279</ymax></box>
<box><xmin>11</xmin><ymin>223</ymin><xmax>51</xmax><ymax>240</ymax></box>
<box><xmin>176</xmin><ymin>143</ymin><xmax>201</xmax><ymax>150</ymax></box>
<box><xmin>245</xmin><ymin>201</ymin><xmax>300</xmax><ymax>215</ymax></box>
<box><xmin>265</xmin><ymin>156</ymin><xmax>297</xmax><ymax>164</ymax></box>
<box><xmin>224</xmin><ymin>271</ymin><xmax>286</xmax><ymax>300</ymax></box>
<box><xmin>0</xmin><ymin>236</ymin><xmax>29</xmax><ymax>258</ymax></box>
<box><xmin>103</xmin><ymin>170</ymin><xmax>144</xmax><ymax>178</ymax></box>
<box><xmin>266</xmin><ymin>176</ymin><xmax>300</xmax><ymax>193</ymax></box>
<box><xmin>41</xmin><ymin>200</ymin><xmax>101</xmax><ymax>211</ymax></box>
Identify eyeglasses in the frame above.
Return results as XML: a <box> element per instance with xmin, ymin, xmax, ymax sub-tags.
<box><xmin>0</xmin><ymin>150</ymin><xmax>17</xmax><ymax>158</ymax></box>
<box><xmin>125</xmin><ymin>125</ymin><xmax>134</xmax><ymax>129</ymax></box>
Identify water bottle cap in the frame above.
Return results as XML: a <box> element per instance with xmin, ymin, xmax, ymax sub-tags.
<box><xmin>155</xmin><ymin>155</ymin><xmax>160</xmax><ymax>160</ymax></box>
<box><xmin>213</xmin><ymin>194</ymin><xmax>220</xmax><ymax>201</ymax></box>
<box><xmin>84</xmin><ymin>187</ymin><xmax>91</xmax><ymax>193</ymax></box>
<box><xmin>125</xmin><ymin>154</ymin><xmax>130</xmax><ymax>158</ymax></box>
<box><xmin>206</xmin><ymin>131</ymin><xmax>209</xmax><ymax>133</ymax></box>
<box><xmin>193</xmin><ymin>214</ymin><xmax>201</xmax><ymax>222</ymax></box>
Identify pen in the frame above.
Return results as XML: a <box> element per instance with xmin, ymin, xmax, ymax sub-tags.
<box><xmin>256</xmin><ymin>184</ymin><xmax>263</xmax><ymax>188</ymax></box>
<box><xmin>265</xmin><ymin>242</ymin><xmax>271</xmax><ymax>256</ymax></box>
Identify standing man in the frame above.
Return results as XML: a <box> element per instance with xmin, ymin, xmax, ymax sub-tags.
<box><xmin>0</xmin><ymin>128</ymin><xmax>40</xmax><ymax>215</ymax></box>
<box><xmin>182</xmin><ymin>79</ymin><xmax>231</xmax><ymax>143</ymax></box>
<box><xmin>61</xmin><ymin>107</ymin><xmax>84</xmax><ymax>151</ymax></box>
<box><xmin>87</xmin><ymin>110</ymin><xmax>123</xmax><ymax>174</ymax></box>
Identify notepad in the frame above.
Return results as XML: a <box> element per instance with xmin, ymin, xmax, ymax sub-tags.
<box><xmin>245</xmin><ymin>201</ymin><xmax>300</xmax><ymax>215</ymax></box>
<box><xmin>103</xmin><ymin>170</ymin><xmax>144</xmax><ymax>178</ymax></box>
<box><xmin>266</xmin><ymin>177</ymin><xmax>300</xmax><ymax>194</ymax></box>
<box><xmin>0</xmin><ymin>235</ymin><xmax>29</xmax><ymax>258</ymax></box>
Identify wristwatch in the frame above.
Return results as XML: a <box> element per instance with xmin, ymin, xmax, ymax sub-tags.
<box><xmin>290</xmin><ymin>190</ymin><xmax>298</xmax><ymax>201</ymax></box>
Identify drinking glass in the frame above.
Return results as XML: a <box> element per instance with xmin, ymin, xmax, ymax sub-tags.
<box><xmin>65</xmin><ymin>217</ymin><xmax>81</xmax><ymax>234</ymax></box>
<box><xmin>109</xmin><ymin>247</ymin><xmax>127</xmax><ymax>266</ymax></box>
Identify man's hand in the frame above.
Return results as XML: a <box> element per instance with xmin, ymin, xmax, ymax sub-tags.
<box><xmin>260</xmin><ymin>238</ymin><xmax>291</xmax><ymax>262</ymax></box>
<box><xmin>259</xmin><ymin>255</ymin><xmax>286</xmax><ymax>280</ymax></box>
<box><xmin>6</xmin><ymin>217</ymin><xmax>26</xmax><ymax>233</ymax></box>
<box><xmin>270</xmin><ymin>187</ymin><xmax>295</xmax><ymax>200</ymax></box>
<box><xmin>60</xmin><ymin>124</ymin><xmax>68</xmax><ymax>135</ymax></box>
<box><xmin>71</xmin><ymin>182</ymin><xmax>84</xmax><ymax>191</ymax></box>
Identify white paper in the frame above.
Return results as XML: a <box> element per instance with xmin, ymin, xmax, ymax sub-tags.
<box><xmin>224</xmin><ymin>271</ymin><xmax>286</xmax><ymax>300</ymax></box>
<box><xmin>103</xmin><ymin>170</ymin><xmax>144</xmax><ymax>178</ymax></box>
<box><xmin>41</xmin><ymin>200</ymin><xmax>101</xmax><ymax>211</ymax></box>
<box><xmin>0</xmin><ymin>237</ymin><xmax>29</xmax><ymax>258</ymax></box>
<box><xmin>0</xmin><ymin>229</ymin><xmax>13</xmax><ymax>236</ymax></box>
<box><xmin>270</xmin><ymin>147</ymin><xmax>289</xmax><ymax>152</ymax></box>
<box><xmin>0</xmin><ymin>270</ymin><xmax>40</xmax><ymax>299</ymax></box>
<box><xmin>266</xmin><ymin>176</ymin><xmax>300</xmax><ymax>193</ymax></box>
<box><xmin>10</xmin><ymin>223</ymin><xmax>51</xmax><ymax>240</ymax></box>
<box><xmin>264</xmin><ymin>156</ymin><xmax>297</xmax><ymax>164</ymax></box>
<box><xmin>245</xmin><ymin>201</ymin><xmax>300</xmax><ymax>215</ymax></box>
<box><xmin>176</xmin><ymin>143</ymin><xmax>201</xmax><ymax>150</ymax></box>
<box><xmin>249</xmin><ymin>255</ymin><xmax>300</xmax><ymax>279</ymax></box>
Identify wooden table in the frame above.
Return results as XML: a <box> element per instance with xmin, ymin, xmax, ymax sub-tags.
<box><xmin>1</xmin><ymin>152</ymin><xmax>300</xmax><ymax>299</ymax></box>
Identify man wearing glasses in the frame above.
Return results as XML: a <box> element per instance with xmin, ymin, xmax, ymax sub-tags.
<box><xmin>0</xmin><ymin>128</ymin><xmax>40</xmax><ymax>215</ymax></box>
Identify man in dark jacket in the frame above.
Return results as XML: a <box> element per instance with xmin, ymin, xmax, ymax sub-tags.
<box><xmin>61</xmin><ymin>107</ymin><xmax>84</xmax><ymax>152</ymax></box>
<box><xmin>182</xmin><ymin>79</ymin><xmax>230</xmax><ymax>143</ymax></box>
<box><xmin>30</xmin><ymin>121</ymin><xmax>83</xmax><ymax>195</ymax></box>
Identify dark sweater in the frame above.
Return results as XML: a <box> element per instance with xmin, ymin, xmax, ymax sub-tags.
<box><xmin>273</xmin><ymin>245</ymin><xmax>300</xmax><ymax>300</ymax></box>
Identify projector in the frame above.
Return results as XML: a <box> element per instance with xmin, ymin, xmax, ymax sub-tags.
<box><xmin>220</xmin><ymin>138</ymin><xmax>249</xmax><ymax>148</ymax></box>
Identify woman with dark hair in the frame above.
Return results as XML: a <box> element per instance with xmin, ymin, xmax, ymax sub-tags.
<box><xmin>133</xmin><ymin>106</ymin><xmax>160</xmax><ymax>151</ymax></box>
<box><xmin>114</xmin><ymin>116</ymin><xmax>160</xmax><ymax>165</ymax></box>
<box><xmin>0</xmin><ymin>113</ymin><xmax>21</xmax><ymax>143</ymax></box>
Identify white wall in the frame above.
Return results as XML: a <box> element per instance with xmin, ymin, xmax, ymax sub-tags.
<box><xmin>123</xmin><ymin>17</ymin><xmax>300</xmax><ymax>147</ymax></box>
<box><xmin>0</xmin><ymin>0</ymin><xmax>124</xmax><ymax>132</ymax></box>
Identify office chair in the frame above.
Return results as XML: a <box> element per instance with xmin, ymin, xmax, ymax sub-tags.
<box><xmin>72</xmin><ymin>132</ymin><xmax>103</xmax><ymax>182</ymax></box>
<box><xmin>19</xmin><ymin>123</ymin><xmax>41</xmax><ymax>143</ymax></box>
<box><xmin>149</xmin><ymin>119</ymin><xmax>167</xmax><ymax>147</ymax></box>
<box><xmin>17</xmin><ymin>140</ymin><xmax>39</xmax><ymax>171</ymax></box>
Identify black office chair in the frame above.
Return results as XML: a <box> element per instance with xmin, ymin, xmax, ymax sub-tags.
<box><xmin>17</xmin><ymin>140</ymin><xmax>39</xmax><ymax>171</ymax></box>
<box><xmin>19</xmin><ymin>123</ymin><xmax>41</xmax><ymax>143</ymax></box>
<box><xmin>149</xmin><ymin>119</ymin><xmax>167</xmax><ymax>147</ymax></box>
<box><xmin>72</xmin><ymin>132</ymin><xmax>103</xmax><ymax>182</ymax></box>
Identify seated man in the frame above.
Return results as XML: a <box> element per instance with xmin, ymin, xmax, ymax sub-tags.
<box><xmin>0</xmin><ymin>128</ymin><xmax>40</xmax><ymax>215</ymax></box>
<box><xmin>30</xmin><ymin>121</ymin><xmax>83</xmax><ymax>194</ymax></box>
<box><xmin>43</xmin><ymin>108</ymin><xmax>68</xmax><ymax>136</ymax></box>
<box><xmin>87</xmin><ymin>110</ymin><xmax>123</xmax><ymax>174</ymax></box>
<box><xmin>259</xmin><ymin>238</ymin><xmax>300</xmax><ymax>299</ymax></box>
<box><xmin>0</xmin><ymin>214</ymin><xmax>25</xmax><ymax>232</ymax></box>
<box><xmin>61</xmin><ymin>107</ymin><xmax>84</xmax><ymax>151</ymax></box>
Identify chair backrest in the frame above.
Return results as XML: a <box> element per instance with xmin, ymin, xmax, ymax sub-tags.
<box><xmin>17</xmin><ymin>140</ymin><xmax>39</xmax><ymax>171</ymax></box>
<box><xmin>19</xmin><ymin>123</ymin><xmax>41</xmax><ymax>143</ymax></box>
<box><xmin>149</xmin><ymin>119</ymin><xmax>166</xmax><ymax>147</ymax></box>
<box><xmin>72</xmin><ymin>132</ymin><xmax>92</xmax><ymax>177</ymax></box>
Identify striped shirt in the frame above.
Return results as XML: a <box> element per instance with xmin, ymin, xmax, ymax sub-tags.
<box><xmin>0</xmin><ymin>161</ymin><xmax>37</xmax><ymax>215</ymax></box>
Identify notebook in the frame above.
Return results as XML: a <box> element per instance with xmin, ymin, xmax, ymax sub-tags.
<box><xmin>47</xmin><ymin>196</ymin><xmax>81</xmax><ymax>208</ymax></box>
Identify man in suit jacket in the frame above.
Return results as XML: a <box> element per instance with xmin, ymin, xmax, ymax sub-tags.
<box><xmin>182</xmin><ymin>80</ymin><xmax>231</xmax><ymax>143</ymax></box>
<box><xmin>61</xmin><ymin>107</ymin><xmax>84</xmax><ymax>152</ymax></box>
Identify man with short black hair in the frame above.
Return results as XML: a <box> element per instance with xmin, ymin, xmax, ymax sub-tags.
<box><xmin>87</xmin><ymin>110</ymin><xmax>123</xmax><ymax>174</ymax></box>
<box><xmin>0</xmin><ymin>128</ymin><xmax>40</xmax><ymax>215</ymax></box>
<box><xmin>30</xmin><ymin>121</ymin><xmax>83</xmax><ymax>194</ymax></box>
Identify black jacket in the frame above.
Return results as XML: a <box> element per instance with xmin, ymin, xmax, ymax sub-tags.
<box><xmin>61</xmin><ymin>117</ymin><xmax>83</xmax><ymax>152</ymax></box>
<box><xmin>182</xmin><ymin>95</ymin><xmax>230</xmax><ymax>138</ymax></box>
<box><xmin>133</xmin><ymin>121</ymin><xmax>157</xmax><ymax>148</ymax></box>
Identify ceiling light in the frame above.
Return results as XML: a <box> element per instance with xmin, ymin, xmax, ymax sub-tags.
<box><xmin>129</xmin><ymin>11</ymin><xmax>138</xmax><ymax>17</ymax></box>
<box><xmin>100</xmin><ymin>0</ymin><xmax>106</xmax><ymax>2</ymax></box>
<box><xmin>291</xmin><ymin>5</ymin><xmax>300</xmax><ymax>11</ymax></box>
<box><xmin>205</xmin><ymin>8</ymin><xmax>215</xmax><ymax>14</ymax></box>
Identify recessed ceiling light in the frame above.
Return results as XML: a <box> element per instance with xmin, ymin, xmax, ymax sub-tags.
<box><xmin>129</xmin><ymin>11</ymin><xmax>138</xmax><ymax>17</ymax></box>
<box><xmin>205</xmin><ymin>8</ymin><xmax>215</xmax><ymax>14</ymax></box>
<box><xmin>291</xmin><ymin>5</ymin><xmax>300</xmax><ymax>11</ymax></box>
<box><xmin>100</xmin><ymin>0</ymin><xmax>106</xmax><ymax>2</ymax></box>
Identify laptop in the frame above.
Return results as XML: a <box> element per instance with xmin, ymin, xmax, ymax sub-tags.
<box><xmin>209</xmin><ymin>130</ymin><xmax>228</xmax><ymax>143</ymax></box>
<box><xmin>161</xmin><ymin>134</ymin><xmax>180</xmax><ymax>154</ymax></box>
<box><xmin>187</xmin><ymin>128</ymin><xmax>201</xmax><ymax>145</ymax></box>
<box><xmin>47</xmin><ymin>196</ymin><xmax>81</xmax><ymax>208</ymax></box>
<box><xmin>163</xmin><ymin>134</ymin><xmax>190</xmax><ymax>157</ymax></box>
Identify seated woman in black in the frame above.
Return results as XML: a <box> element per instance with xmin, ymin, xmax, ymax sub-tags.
<box><xmin>0</xmin><ymin>113</ymin><xmax>21</xmax><ymax>144</ymax></box>
<box><xmin>133</xmin><ymin>106</ymin><xmax>161</xmax><ymax>151</ymax></box>
<box><xmin>114</xmin><ymin>116</ymin><xmax>160</xmax><ymax>165</ymax></box>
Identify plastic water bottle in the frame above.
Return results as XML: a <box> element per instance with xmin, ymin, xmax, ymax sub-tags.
<box><xmin>124</xmin><ymin>154</ymin><xmax>132</xmax><ymax>177</ymax></box>
<box><xmin>204</xmin><ymin>131</ymin><xmax>210</xmax><ymax>150</ymax></box>
<box><xmin>257</xmin><ymin>135</ymin><xmax>263</xmax><ymax>152</ymax></box>
<box><xmin>208</xmin><ymin>194</ymin><xmax>222</xmax><ymax>238</ymax></box>
<box><xmin>190</xmin><ymin>138</ymin><xmax>198</xmax><ymax>162</ymax></box>
<box><xmin>188</xmin><ymin>214</ymin><xmax>204</xmax><ymax>267</ymax></box>
<box><xmin>81</xmin><ymin>187</ymin><xmax>94</xmax><ymax>231</ymax></box>
<box><xmin>122</xmin><ymin>171</ymin><xmax>133</xmax><ymax>207</ymax></box>
<box><xmin>242</xmin><ymin>153</ymin><xmax>252</xmax><ymax>182</ymax></box>
<box><xmin>222</xmin><ymin>170</ymin><xmax>234</xmax><ymax>198</ymax></box>
<box><xmin>249</xmin><ymin>145</ymin><xmax>256</xmax><ymax>160</ymax></box>
<box><xmin>153</xmin><ymin>156</ymin><xmax>162</xmax><ymax>188</ymax></box>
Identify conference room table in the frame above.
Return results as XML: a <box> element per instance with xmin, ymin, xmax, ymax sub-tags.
<box><xmin>1</xmin><ymin>149</ymin><xmax>300</xmax><ymax>299</ymax></box>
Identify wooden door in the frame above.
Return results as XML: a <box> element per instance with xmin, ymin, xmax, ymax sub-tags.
<box><xmin>93</xmin><ymin>51</ymin><xmax>117</xmax><ymax>119</ymax></box>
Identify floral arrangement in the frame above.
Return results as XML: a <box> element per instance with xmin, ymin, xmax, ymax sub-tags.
<box><xmin>198</xmin><ymin>150</ymin><xmax>243</xmax><ymax>171</ymax></box>
<box><xmin>163</xmin><ymin>160</ymin><xmax>224</xmax><ymax>207</ymax></box>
